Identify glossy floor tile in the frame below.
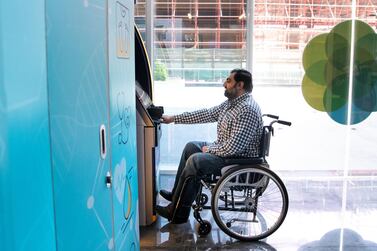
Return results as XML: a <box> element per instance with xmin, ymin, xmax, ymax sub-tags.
<box><xmin>140</xmin><ymin>174</ymin><xmax>377</xmax><ymax>250</ymax></box>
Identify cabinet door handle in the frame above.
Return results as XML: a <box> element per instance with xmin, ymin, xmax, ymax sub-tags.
<box><xmin>99</xmin><ymin>124</ymin><xmax>107</xmax><ymax>159</ymax></box>
<box><xmin>105</xmin><ymin>171</ymin><xmax>112</xmax><ymax>188</ymax></box>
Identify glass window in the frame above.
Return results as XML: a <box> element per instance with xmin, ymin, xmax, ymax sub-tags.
<box><xmin>141</xmin><ymin>0</ymin><xmax>248</xmax><ymax>170</ymax></box>
<box><xmin>135</xmin><ymin>0</ymin><xmax>377</xmax><ymax>242</ymax></box>
<box><xmin>135</xmin><ymin>0</ymin><xmax>377</xmax><ymax>177</ymax></box>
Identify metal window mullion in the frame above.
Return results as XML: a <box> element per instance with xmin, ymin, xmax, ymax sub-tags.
<box><xmin>146</xmin><ymin>0</ymin><xmax>154</xmax><ymax>75</ymax></box>
<box><xmin>246</xmin><ymin>0</ymin><xmax>254</xmax><ymax>73</ymax></box>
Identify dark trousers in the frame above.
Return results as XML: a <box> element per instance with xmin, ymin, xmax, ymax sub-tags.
<box><xmin>170</xmin><ymin>141</ymin><xmax>226</xmax><ymax>220</ymax></box>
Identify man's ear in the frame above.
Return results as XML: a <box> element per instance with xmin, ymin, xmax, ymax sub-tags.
<box><xmin>237</xmin><ymin>81</ymin><xmax>244</xmax><ymax>90</ymax></box>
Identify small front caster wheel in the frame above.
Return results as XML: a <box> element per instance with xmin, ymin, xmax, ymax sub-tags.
<box><xmin>196</xmin><ymin>220</ymin><xmax>212</xmax><ymax>237</ymax></box>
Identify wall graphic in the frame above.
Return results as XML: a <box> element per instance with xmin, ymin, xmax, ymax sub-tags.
<box><xmin>108</xmin><ymin>0</ymin><xmax>139</xmax><ymax>250</ymax></box>
<box><xmin>117</xmin><ymin>92</ymin><xmax>131</xmax><ymax>144</ymax></box>
<box><xmin>302</xmin><ymin>20</ymin><xmax>377</xmax><ymax>125</ymax></box>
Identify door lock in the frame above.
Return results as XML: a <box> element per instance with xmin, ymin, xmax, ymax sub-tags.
<box><xmin>105</xmin><ymin>171</ymin><xmax>112</xmax><ymax>188</ymax></box>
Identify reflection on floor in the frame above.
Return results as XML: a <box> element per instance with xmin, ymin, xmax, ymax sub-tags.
<box><xmin>140</xmin><ymin>174</ymin><xmax>377</xmax><ymax>251</ymax></box>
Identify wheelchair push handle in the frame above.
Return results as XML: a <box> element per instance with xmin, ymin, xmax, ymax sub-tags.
<box><xmin>264</xmin><ymin>113</ymin><xmax>291</xmax><ymax>127</ymax></box>
<box><xmin>263</xmin><ymin>114</ymin><xmax>279</xmax><ymax>119</ymax></box>
<box><xmin>277</xmin><ymin>120</ymin><xmax>291</xmax><ymax>126</ymax></box>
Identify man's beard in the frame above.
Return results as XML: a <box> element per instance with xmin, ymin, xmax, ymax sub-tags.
<box><xmin>224</xmin><ymin>88</ymin><xmax>237</xmax><ymax>99</ymax></box>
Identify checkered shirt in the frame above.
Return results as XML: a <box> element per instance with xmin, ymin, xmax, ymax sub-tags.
<box><xmin>174</xmin><ymin>93</ymin><xmax>263</xmax><ymax>158</ymax></box>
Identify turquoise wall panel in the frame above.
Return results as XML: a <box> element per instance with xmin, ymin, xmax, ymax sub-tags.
<box><xmin>46</xmin><ymin>1</ymin><xmax>114</xmax><ymax>250</ymax></box>
<box><xmin>0</xmin><ymin>1</ymin><xmax>56</xmax><ymax>250</ymax></box>
<box><xmin>1</xmin><ymin>1</ymin><xmax>140</xmax><ymax>249</ymax></box>
<box><xmin>107</xmin><ymin>0</ymin><xmax>139</xmax><ymax>249</ymax></box>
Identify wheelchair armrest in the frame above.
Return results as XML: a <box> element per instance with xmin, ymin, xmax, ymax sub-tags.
<box><xmin>223</xmin><ymin>157</ymin><xmax>264</xmax><ymax>165</ymax></box>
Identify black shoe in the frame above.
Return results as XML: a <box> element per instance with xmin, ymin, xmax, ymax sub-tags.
<box><xmin>156</xmin><ymin>205</ymin><xmax>172</xmax><ymax>220</ymax></box>
<box><xmin>159</xmin><ymin>189</ymin><xmax>173</xmax><ymax>201</ymax></box>
<box><xmin>156</xmin><ymin>204</ymin><xmax>188</xmax><ymax>224</ymax></box>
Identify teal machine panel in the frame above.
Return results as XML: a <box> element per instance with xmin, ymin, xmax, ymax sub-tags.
<box><xmin>46</xmin><ymin>0</ymin><xmax>139</xmax><ymax>250</ymax></box>
<box><xmin>46</xmin><ymin>1</ymin><xmax>114</xmax><ymax>250</ymax></box>
<box><xmin>0</xmin><ymin>1</ymin><xmax>56</xmax><ymax>250</ymax></box>
<box><xmin>107</xmin><ymin>0</ymin><xmax>139</xmax><ymax>250</ymax></box>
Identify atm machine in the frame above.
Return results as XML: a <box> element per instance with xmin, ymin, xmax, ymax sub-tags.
<box><xmin>135</xmin><ymin>26</ymin><xmax>164</xmax><ymax>226</ymax></box>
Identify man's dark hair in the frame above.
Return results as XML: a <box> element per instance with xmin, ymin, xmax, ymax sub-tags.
<box><xmin>231</xmin><ymin>68</ymin><xmax>253</xmax><ymax>93</ymax></box>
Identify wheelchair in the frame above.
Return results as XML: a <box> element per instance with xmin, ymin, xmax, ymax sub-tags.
<box><xmin>171</xmin><ymin>114</ymin><xmax>291</xmax><ymax>241</ymax></box>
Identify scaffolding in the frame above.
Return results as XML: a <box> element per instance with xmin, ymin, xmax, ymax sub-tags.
<box><xmin>135</xmin><ymin>0</ymin><xmax>377</xmax><ymax>83</ymax></box>
<box><xmin>135</xmin><ymin>0</ymin><xmax>377</xmax><ymax>49</ymax></box>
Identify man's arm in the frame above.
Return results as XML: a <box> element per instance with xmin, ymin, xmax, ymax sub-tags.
<box><xmin>161</xmin><ymin>101</ymin><xmax>227</xmax><ymax>124</ymax></box>
<box><xmin>205</xmin><ymin>111</ymin><xmax>261</xmax><ymax>157</ymax></box>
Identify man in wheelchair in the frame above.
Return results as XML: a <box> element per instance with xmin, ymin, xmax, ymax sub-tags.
<box><xmin>157</xmin><ymin>68</ymin><xmax>263</xmax><ymax>224</ymax></box>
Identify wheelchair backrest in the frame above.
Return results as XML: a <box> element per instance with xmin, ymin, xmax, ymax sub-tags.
<box><xmin>259</xmin><ymin>126</ymin><xmax>272</xmax><ymax>158</ymax></box>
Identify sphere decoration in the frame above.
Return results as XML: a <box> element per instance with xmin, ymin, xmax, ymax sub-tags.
<box><xmin>302</xmin><ymin>20</ymin><xmax>377</xmax><ymax>125</ymax></box>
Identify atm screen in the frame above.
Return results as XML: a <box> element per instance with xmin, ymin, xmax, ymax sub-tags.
<box><xmin>136</xmin><ymin>81</ymin><xmax>153</xmax><ymax>109</ymax></box>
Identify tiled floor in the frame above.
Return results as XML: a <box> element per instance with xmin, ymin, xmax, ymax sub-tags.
<box><xmin>140</xmin><ymin>174</ymin><xmax>377</xmax><ymax>251</ymax></box>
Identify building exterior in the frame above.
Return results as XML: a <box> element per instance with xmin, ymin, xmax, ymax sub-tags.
<box><xmin>135</xmin><ymin>0</ymin><xmax>377</xmax><ymax>84</ymax></box>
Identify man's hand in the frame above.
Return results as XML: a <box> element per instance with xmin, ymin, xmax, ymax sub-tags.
<box><xmin>202</xmin><ymin>146</ymin><xmax>208</xmax><ymax>153</ymax></box>
<box><xmin>160</xmin><ymin>115</ymin><xmax>174</xmax><ymax>124</ymax></box>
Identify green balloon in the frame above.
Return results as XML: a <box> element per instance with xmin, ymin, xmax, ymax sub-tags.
<box><xmin>354</xmin><ymin>20</ymin><xmax>375</xmax><ymax>40</ymax></box>
<box><xmin>326</xmin><ymin>32</ymin><xmax>350</xmax><ymax>71</ymax></box>
<box><xmin>306</xmin><ymin>60</ymin><xmax>328</xmax><ymax>85</ymax></box>
<box><xmin>302</xmin><ymin>34</ymin><xmax>328</xmax><ymax>71</ymax></box>
<box><xmin>325</xmin><ymin>61</ymin><xmax>344</xmax><ymax>85</ymax></box>
<box><xmin>355</xmin><ymin>33</ymin><xmax>377</xmax><ymax>65</ymax></box>
<box><xmin>323</xmin><ymin>73</ymin><xmax>349</xmax><ymax>112</ymax></box>
<box><xmin>353</xmin><ymin>61</ymin><xmax>377</xmax><ymax>112</ymax></box>
<box><xmin>332</xmin><ymin>20</ymin><xmax>352</xmax><ymax>41</ymax></box>
<box><xmin>302</xmin><ymin>75</ymin><xmax>327</xmax><ymax>111</ymax></box>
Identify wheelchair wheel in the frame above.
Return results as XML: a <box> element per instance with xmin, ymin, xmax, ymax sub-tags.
<box><xmin>211</xmin><ymin>165</ymin><xmax>288</xmax><ymax>241</ymax></box>
<box><xmin>200</xmin><ymin>193</ymin><xmax>209</xmax><ymax>205</ymax></box>
<box><xmin>195</xmin><ymin>220</ymin><xmax>212</xmax><ymax>237</ymax></box>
